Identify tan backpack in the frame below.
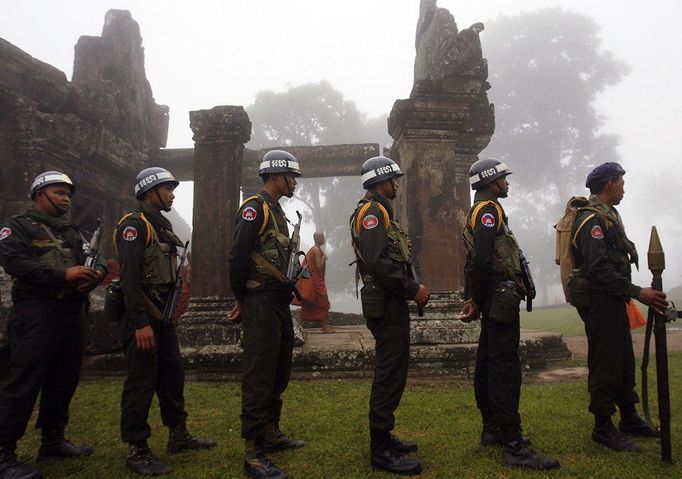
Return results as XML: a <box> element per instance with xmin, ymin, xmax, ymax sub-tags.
<box><xmin>554</xmin><ymin>196</ymin><xmax>590</xmax><ymax>302</ymax></box>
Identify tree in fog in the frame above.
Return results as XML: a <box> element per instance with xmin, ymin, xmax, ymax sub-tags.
<box><xmin>483</xmin><ymin>8</ymin><xmax>629</xmax><ymax>302</ymax></box>
<box><xmin>247</xmin><ymin>81</ymin><xmax>391</xmax><ymax>149</ymax></box>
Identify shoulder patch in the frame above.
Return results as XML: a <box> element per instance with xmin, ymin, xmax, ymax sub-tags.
<box><xmin>242</xmin><ymin>206</ymin><xmax>258</xmax><ymax>222</ymax></box>
<box><xmin>122</xmin><ymin>226</ymin><xmax>138</xmax><ymax>241</ymax></box>
<box><xmin>591</xmin><ymin>225</ymin><xmax>604</xmax><ymax>240</ymax></box>
<box><xmin>362</xmin><ymin>214</ymin><xmax>379</xmax><ymax>230</ymax></box>
<box><xmin>0</xmin><ymin>227</ymin><xmax>12</xmax><ymax>240</ymax></box>
<box><xmin>480</xmin><ymin>212</ymin><xmax>496</xmax><ymax>228</ymax></box>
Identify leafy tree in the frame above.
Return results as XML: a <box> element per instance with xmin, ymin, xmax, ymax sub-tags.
<box><xmin>482</xmin><ymin>8</ymin><xmax>629</xmax><ymax>302</ymax></box>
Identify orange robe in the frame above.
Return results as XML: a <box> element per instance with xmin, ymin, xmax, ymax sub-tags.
<box><xmin>297</xmin><ymin>246</ymin><xmax>330</xmax><ymax>322</ymax></box>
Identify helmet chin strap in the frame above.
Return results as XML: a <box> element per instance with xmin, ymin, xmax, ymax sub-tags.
<box><xmin>154</xmin><ymin>189</ymin><xmax>171</xmax><ymax>212</ymax></box>
<box><xmin>44</xmin><ymin>192</ymin><xmax>69</xmax><ymax>216</ymax></box>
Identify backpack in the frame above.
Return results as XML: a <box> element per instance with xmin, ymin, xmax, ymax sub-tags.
<box><xmin>554</xmin><ymin>196</ymin><xmax>590</xmax><ymax>302</ymax></box>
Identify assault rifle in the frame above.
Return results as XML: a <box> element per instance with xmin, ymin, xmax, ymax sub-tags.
<box><xmin>407</xmin><ymin>256</ymin><xmax>427</xmax><ymax>317</ymax></box>
<box><xmin>83</xmin><ymin>218</ymin><xmax>102</xmax><ymax>269</ymax></box>
<box><xmin>518</xmin><ymin>248</ymin><xmax>536</xmax><ymax>312</ymax></box>
<box><xmin>162</xmin><ymin>241</ymin><xmax>189</xmax><ymax>323</ymax></box>
<box><xmin>285</xmin><ymin>211</ymin><xmax>310</xmax><ymax>301</ymax></box>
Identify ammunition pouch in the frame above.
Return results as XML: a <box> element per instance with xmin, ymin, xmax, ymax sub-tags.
<box><xmin>360</xmin><ymin>277</ymin><xmax>386</xmax><ymax>320</ymax></box>
<box><xmin>567</xmin><ymin>269</ymin><xmax>591</xmax><ymax>308</ymax></box>
<box><xmin>104</xmin><ymin>280</ymin><xmax>124</xmax><ymax>322</ymax></box>
<box><xmin>489</xmin><ymin>281</ymin><xmax>521</xmax><ymax>323</ymax></box>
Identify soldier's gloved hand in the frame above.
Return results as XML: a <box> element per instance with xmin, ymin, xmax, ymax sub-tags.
<box><xmin>65</xmin><ymin>266</ymin><xmax>99</xmax><ymax>283</ymax></box>
<box><xmin>227</xmin><ymin>302</ymin><xmax>242</xmax><ymax>323</ymax></box>
<box><xmin>638</xmin><ymin>288</ymin><xmax>668</xmax><ymax>314</ymax></box>
<box><xmin>135</xmin><ymin>325</ymin><xmax>156</xmax><ymax>351</ymax></box>
<box><xmin>414</xmin><ymin>284</ymin><xmax>430</xmax><ymax>305</ymax></box>
<box><xmin>459</xmin><ymin>299</ymin><xmax>479</xmax><ymax>322</ymax></box>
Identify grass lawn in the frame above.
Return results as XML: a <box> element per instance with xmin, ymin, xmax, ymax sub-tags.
<box><xmin>520</xmin><ymin>304</ymin><xmax>585</xmax><ymax>337</ymax></box>
<box><xmin>13</xmin><ymin>353</ymin><xmax>682</xmax><ymax>478</ymax></box>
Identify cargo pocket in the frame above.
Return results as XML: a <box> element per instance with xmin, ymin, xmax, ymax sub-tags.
<box><xmin>361</xmin><ymin>281</ymin><xmax>386</xmax><ymax>320</ymax></box>
<box><xmin>489</xmin><ymin>282</ymin><xmax>521</xmax><ymax>323</ymax></box>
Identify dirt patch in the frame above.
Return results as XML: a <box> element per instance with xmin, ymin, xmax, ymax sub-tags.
<box><xmin>564</xmin><ymin>329</ymin><xmax>682</xmax><ymax>360</ymax></box>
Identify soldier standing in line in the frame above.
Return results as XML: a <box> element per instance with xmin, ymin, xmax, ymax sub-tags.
<box><xmin>459</xmin><ymin>158</ymin><xmax>560</xmax><ymax>470</ymax></box>
<box><xmin>0</xmin><ymin>171</ymin><xmax>106</xmax><ymax>479</ymax></box>
<box><xmin>116</xmin><ymin>167</ymin><xmax>216</xmax><ymax>476</ymax></box>
<box><xmin>229</xmin><ymin>150</ymin><xmax>305</xmax><ymax>479</ymax></box>
<box><xmin>349</xmin><ymin>156</ymin><xmax>429</xmax><ymax>476</ymax></box>
<box><xmin>570</xmin><ymin>163</ymin><xmax>666</xmax><ymax>451</ymax></box>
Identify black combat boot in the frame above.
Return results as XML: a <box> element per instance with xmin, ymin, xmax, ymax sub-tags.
<box><xmin>0</xmin><ymin>447</ymin><xmax>42</xmax><ymax>479</ymax></box>
<box><xmin>502</xmin><ymin>440</ymin><xmax>560</xmax><ymax>470</ymax></box>
<box><xmin>244</xmin><ymin>438</ymin><xmax>287</xmax><ymax>479</ymax></box>
<box><xmin>592</xmin><ymin>420</ymin><xmax>640</xmax><ymax>452</ymax></box>
<box><xmin>262</xmin><ymin>423</ymin><xmax>305</xmax><ymax>452</ymax></box>
<box><xmin>370</xmin><ymin>429</ymin><xmax>422</xmax><ymax>476</ymax></box>
<box><xmin>37</xmin><ymin>431</ymin><xmax>93</xmax><ymax>460</ymax></box>
<box><xmin>126</xmin><ymin>441</ymin><xmax>172</xmax><ymax>476</ymax></box>
<box><xmin>388</xmin><ymin>433</ymin><xmax>418</xmax><ymax>454</ymax></box>
<box><xmin>617</xmin><ymin>404</ymin><xmax>660</xmax><ymax>438</ymax></box>
<box><xmin>166</xmin><ymin>422</ymin><xmax>217</xmax><ymax>454</ymax></box>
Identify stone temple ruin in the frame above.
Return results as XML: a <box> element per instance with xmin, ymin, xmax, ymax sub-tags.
<box><xmin>0</xmin><ymin>1</ymin><xmax>570</xmax><ymax>377</ymax></box>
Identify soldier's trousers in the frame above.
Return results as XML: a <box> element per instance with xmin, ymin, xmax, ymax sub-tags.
<box><xmin>241</xmin><ymin>290</ymin><xmax>294</xmax><ymax>439</ymax></box>
<box><xmin>120</xmin><ymin>314</ymin><xmax>187</xmax><ymax>443</ymax></box>
<box><xmin>578</xmin><ymin>293</ymin><xmax>638</xmax><ymax>418</ymax></box>
<box><xmin>365</xmin><ymin>298</ymin><xmax>410</xmax><ymax>433</ymax></box>
<box><xmin>474</xmin><ymin>314</ymin><xmax>522</xmax><ymax>441</ymax></box>
<box><xmin>0</xmin><ymin>299</ymin><xmax>85</xmax><ymax>450</ymax></box>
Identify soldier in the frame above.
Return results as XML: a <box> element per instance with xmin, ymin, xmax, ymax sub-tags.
<box><xmin>116</xmin><ymin>167</ymin><xmax>216</xmax><ymax>476</ymax></box>
<box><xmin>0</xmin><ymin>171</ymin><xmax>105</xmax><ymax>479</ymax></box>
<box><xmin>349</xmin><ymin>156</ymin><xmax>429</xmax><ymax>476</ymax></box>
<box><xmin>459</xmin><ymin>159</ymin><xmax>560</xmax><ymax>470</ymax></box>
<box><xmin>229</xmin><ymin>150</ymin><xmax>305</xmax><ymax>479</ymax></box>
<box><xmin>570</xmin><ymin>162</ymin><xmax>666</xmax><ymax>451</ymax></box>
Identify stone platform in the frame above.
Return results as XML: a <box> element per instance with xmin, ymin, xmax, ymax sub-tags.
<box><xmin>82</xmin><ymin>325</ymin><xmax>571</xmax><ymax>380</ymax></box>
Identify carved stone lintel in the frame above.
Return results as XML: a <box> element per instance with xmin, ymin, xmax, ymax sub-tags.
<box><xmin>409</xmin><ymin>290</ymin><xmax>480</xmax><ymax>344</ymax></box>
<box><xmin>190</xmin><ymin>106</ymin><xmax>251</xmax><ymax>144</ymax></box>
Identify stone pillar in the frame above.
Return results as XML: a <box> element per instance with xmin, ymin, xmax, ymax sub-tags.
<box><xmin>388</xmin><ymin>76</ymin><xmax>494</xmax><ymax>344</ymax></box>
<box><xmin>179</xmin><ymin>106</ymin><xmax>250</xmax><ymax>347</ymax></box>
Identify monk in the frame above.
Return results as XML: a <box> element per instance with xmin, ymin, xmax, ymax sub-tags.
<box><xmin>297</xmin><ymin>232</ymin><xmax>334</xmax><ymax>333</ymax></box>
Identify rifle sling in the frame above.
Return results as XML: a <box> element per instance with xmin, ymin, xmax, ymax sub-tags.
<box><xmin>250</xmin><ymin>251</ymin><xmax>289</xmax><ymax>284</ymax></box>
<box><xmin>143</xmin><ymin>294</ymin><xmax>164</xmax><ymax>322</ymax></box>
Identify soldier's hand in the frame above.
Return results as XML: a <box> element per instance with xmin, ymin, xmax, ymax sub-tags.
<box><xmin>65</xmin><ymin>266</ymin><xmax>98</xmax><ymax>283</ymax></box>
<box><xmin>76</xmin><ymin>270</ymin><xmax>105</xmax><ymax>293</ymax></box>
<box><xmin>414</xmin><ymin>284</ymin><xmax>430</xmax><ymax>305</ymax></box>
<box><xmin>459</xmin><ymin>299</ymin><xmax>480</xmax><ymax>323</ymax></box>
<box><xmin>135</xmin><ymin>325</ymin><xmax>156</xmax><ymax>351</ymax></box>
<box><xmin>638</xmin><ymin>288</ymin><xmax>668</xmax><ymax>314</ymax></box>
<box><xmin>227</xmin><ymin>302</ymin><xmax>242</xmax><ymax>323</ymax></box>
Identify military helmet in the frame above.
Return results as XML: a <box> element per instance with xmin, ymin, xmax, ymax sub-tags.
<box><xmin>469</xmin><ymin>158</ymin><xmax>512</xmax><ymax>190</ymax></box>
<box><xmin>134</xmin><ymin>167</ymin><xmax>179</xmax><ymax>199</ymax></box>
<box><xmin>30</xmin><ymin>171</ymin><xmax>75</xmax><ymax>199</ymax></box>
<box><xmin>361</xmin><ymin>156</ymin><xmax>403</xmax><ymax>189</ymax></box>
<box><xmin>258</xmin><ymin>150</ymin><xmax>301</xmax><ymax>177</ymax></box>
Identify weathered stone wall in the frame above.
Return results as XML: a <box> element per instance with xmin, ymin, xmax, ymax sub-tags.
<box><xmin>0</xmin><ymin>10</ymin><xmax>168</xmax><ymax>355</ymax></box>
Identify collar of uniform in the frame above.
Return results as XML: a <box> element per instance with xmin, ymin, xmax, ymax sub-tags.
<box><xmin>588</xmin><ymin>195</ymin><xmax>617</xmax><ymax>218</ymax></box>
<box><xmin>259</xmin><ymin>190</ymin><xmax>284</xmax><ymax>213</ymax></box>
<box><xmin>364</xmin><ymin>190</ymin><xmax>394</xmax><ymax>219</ymax></box>
<box><xmin>473</xmin><ymin>189</ymin><xmax>500</xmax><ymax>204</ymax></box>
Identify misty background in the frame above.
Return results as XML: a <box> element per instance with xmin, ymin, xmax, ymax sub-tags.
<box><xmin>3</xmin><ymin>0</ymin><xmax>680</xmax><ymax>312</ymax></box>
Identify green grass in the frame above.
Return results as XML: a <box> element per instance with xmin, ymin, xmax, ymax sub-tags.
<box><xmin>521</xmin><ymin>304</ymin><xmax>585</xmax><ymax>337</ymax></box>
<box><xmin>12</xmin><ymin>354</ymin><xmax>682</xmax><ymax>478</ymax></box>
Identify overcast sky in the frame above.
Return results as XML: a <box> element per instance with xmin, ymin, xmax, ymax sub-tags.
<box><xmin>3</xmin><ymin>0</ymin><xmax>681</xmax><ymax>287</ymax></box>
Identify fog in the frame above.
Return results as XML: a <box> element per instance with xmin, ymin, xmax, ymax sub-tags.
<box><xmin>3</xmin><ymin>0</ymin><xmax>681</xmax><ymax>310</ymax></box>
